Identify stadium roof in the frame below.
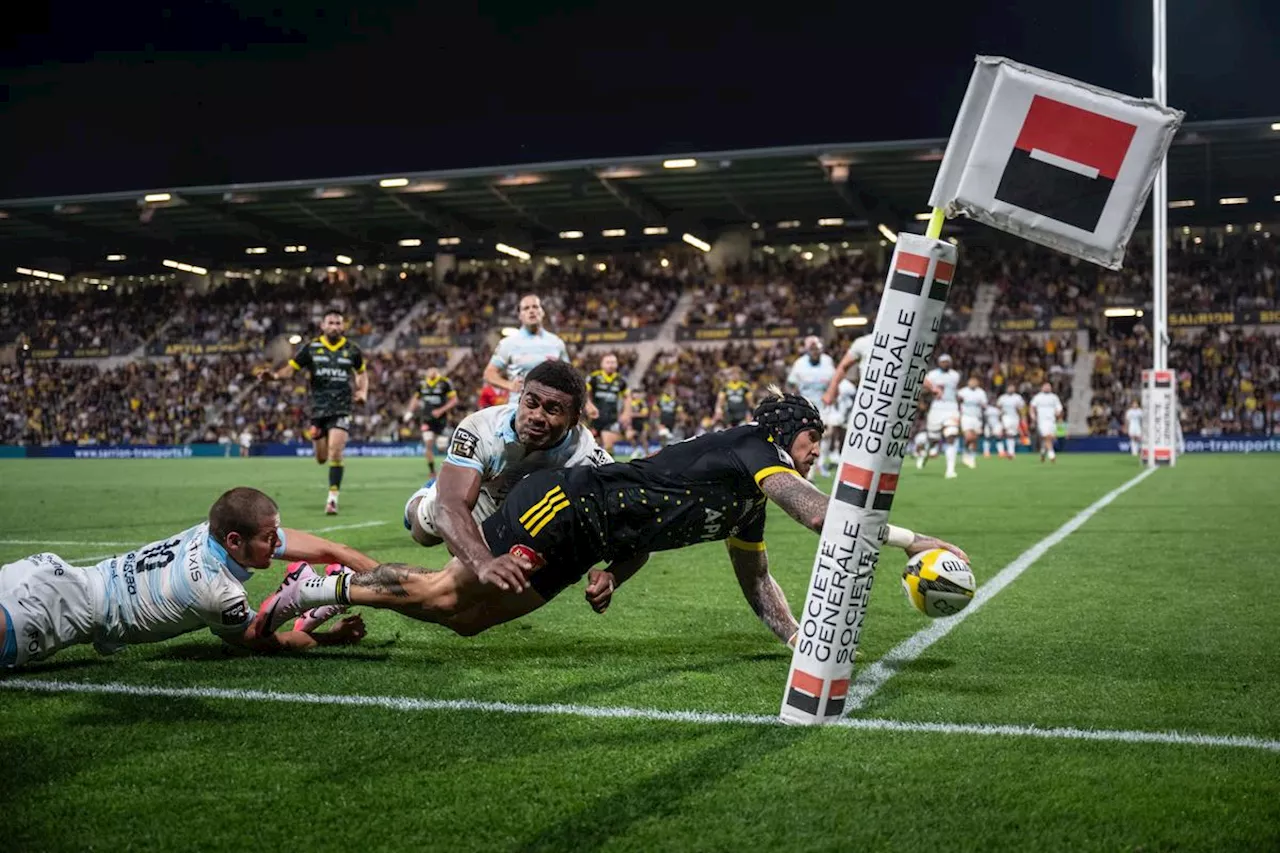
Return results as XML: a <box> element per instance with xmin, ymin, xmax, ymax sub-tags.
<box><xmin>2</xmin><ymin>116</ymin><xmax>1278</xmax><ymax>276</ymax></box>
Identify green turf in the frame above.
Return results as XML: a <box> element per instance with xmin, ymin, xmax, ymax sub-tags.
<box><xmin>2</xmin><ymin>454</ymin><xmax>1278</xmax><ymax>852</ymax></box>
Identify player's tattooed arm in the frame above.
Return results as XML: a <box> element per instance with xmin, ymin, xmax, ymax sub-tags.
<box><xmin>759</xmin><ymin>472</ymin><xmax>828</xmax><ymax>533</ymax></box>
<box><xmin>727</xmin><ymin>543</ymin><xmax>799</xmax><ymax>645</ymax></box>
<box><xmin>351</xmin><ymin>562</ymin><xmax>425</xmax><ymax>597</ymax></box>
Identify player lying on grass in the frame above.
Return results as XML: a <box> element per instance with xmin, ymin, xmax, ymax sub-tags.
<box><xmin>261</xmin><ymin>392</ymin><xmax>965</xmax><ymax>646</ymax></box>
<box><xmin>0</xmin><ymin>487</ymin><xmax>377</xmax><ymax>669</ymax></box>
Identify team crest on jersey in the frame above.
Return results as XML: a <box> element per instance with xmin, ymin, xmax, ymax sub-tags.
<box><xmin>450</xmin><ymin>428</ymin><xmax>480</xmax><ymax>459</ymax></box>
<box><xmin>221</xmin><ymin>601</ymin><xmax>248</xmax><ymax>625</ymax></box>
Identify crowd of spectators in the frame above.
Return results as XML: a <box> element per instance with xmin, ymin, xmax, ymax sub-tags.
<box><xmin>1091</xmin><ymin>327</ymin><xmax>1280</xmax><ymax>435</ymax></box>
<box><xmin>1</xmin><ymin>356</ymin><xmax>255</xmax><ymax>445</ymax></box>
<box><xmin>2</xmin><ymin>281</ymin><xmax>181</xmax><ymax>354</ymax></box>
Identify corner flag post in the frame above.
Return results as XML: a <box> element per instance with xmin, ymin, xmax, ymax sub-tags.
<box><xmin>779</xmin><ymin>207</ymin><xmax>955</xmax><ymax>725</ymax></box>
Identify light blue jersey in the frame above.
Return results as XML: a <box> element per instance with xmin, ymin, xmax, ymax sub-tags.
<box><xmin>490</xmin><ymin>327</ymin><xmax>569</xmax><ymax>382</ymax></box>
<box><xmin>89</xmin><ymin>523</ymin><xmax>285</xmax><ymax>653</ymax></box>
<box><xmin>787</xmin><ymin>353</ymin><xmax>836</xmax><ymax>409</ymax></box>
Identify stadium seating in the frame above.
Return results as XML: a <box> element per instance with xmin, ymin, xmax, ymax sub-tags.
<box><xmin>1090</xmin><ymin>328</ymin><xmax>1280</xmax><ymax>435</ymax></box>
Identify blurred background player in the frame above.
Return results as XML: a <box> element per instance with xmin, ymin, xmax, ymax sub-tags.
<box><xmin>1030</xmin><ymin>381</ymin><xmax>1065</xmax><ymax>463</ymax></box>
<box><xmin>922</xmin><ymin>353</ymin><xmax>961</xmax><ymax>479</ymax></box>
<box><xmin>483</xmin><ymin>293</ymin><xmax>569</xmax><ymax>394</ymax></box>
<box><xmin>997</xmin><ymin>385</ymin><xmax>1027</xmax><ymax>460</ymax></box>
<box><xmin>824</xmin><ymin>331</ymin><xmax>874</xmax><ymax>400</ymax></box>
<box><xmin>983</xmin><ymin>400</ymin><xmax>1004</xmax><ymax>458</ymax></box>
<box><xmin>628</xmin><ymin>391</ymin><xmax>651</xmax><ymax>459</ymax></box>
<box><xmin>404</xmin><ymin>365</ymin><xmax>459</xmax><ymax>475</ymax></box>
<box><xmin>1126</xmin><ymin>399</ymin><xmax>1144</xmax><ymax>457</ymax></box>
<box><xmin>956</xmin><ymin>376</ymin><xmax>989</xmax><ymax>470</ymax></box>
<box><xmin>786</xmin><ymin>336</ymin><xmax>835</xmax><ymax>478</ymax></box>
<box><xmin>478</xmin><ymin>381</ymin><xmax>509</xmax><ymax>411</ymax></box>
<box><xmin>238</xmin><ymin>426</ymin><xmax>253</xmax><ymax>458</ymax></box>
<box><xmin>585</xmin><ymin>352</ymin><xmax>631</xmax><ymax>456</ymax></box>
<box><xmin>655</xmin><ymin>379</ymin><xmax>683</xmax><ymax>447</ymax></box>
<box><xmin>821</xmin><ymin>375</ymin><xmax>856</xmax><ymax>472</ymax></box>
<box><xmin>259</xmin><ymin>309</ymin><xmax>367</xmax><ymax>515</ymax></box>
<box><xmin>714</xmin><ymin>366</ymin><xmax>753</xmax><ymax>428</ymax></box>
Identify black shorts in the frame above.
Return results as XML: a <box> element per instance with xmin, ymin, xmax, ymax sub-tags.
<box><xmin>312</xmin><ymin>414</ymin><xmax>352</xmax><ymax>434</ymax></box>
<box><xmin>421</xmin><ymin>418</ymin><xmax>447</xmax><ymax>435</ymax></box>
<box><xmin>481</xmin><ymin>469</ymin><xmax>605</xmax><ymax>600</ymax></box>
<box><xmin>592</xmin><ymin>417</ymin><xmax>621</xmax><ymax>435</ymax></box>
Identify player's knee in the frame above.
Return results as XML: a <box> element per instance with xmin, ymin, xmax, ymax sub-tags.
<box><xmin>412</xmin><ymin>527</ymin><xmax>443</xmax><ymax>548</ymax></box>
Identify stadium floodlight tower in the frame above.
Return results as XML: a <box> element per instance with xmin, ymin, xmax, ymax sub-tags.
<box><xmin>779</xmin><ymin>56</ymin><xmax>1183</xmax><ymax>726</ymax></box>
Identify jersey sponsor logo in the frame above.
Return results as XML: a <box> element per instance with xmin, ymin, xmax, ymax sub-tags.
<box><xmin>702</xmin><ymin>508</ymin><xmax>724</xmax><ymax>541</ymax></box>
<box><xmin>449</xmin><ymin>428</ymin><xmax>480</xmax><ymax>459</ymax></box>
<box><xmin>221</xmin><ymin>600</ymin><xmax>248</xmax><ymax>626</ymax></box>
<box><xmin>590</xmin><ymin>447</ymin><xmax>613</xmax><ymax>466</ymax></box>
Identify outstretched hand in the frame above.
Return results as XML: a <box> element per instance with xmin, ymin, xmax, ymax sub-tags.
<box><xmin>905</xmin><ymin>534</ymin><xmax>969</xmax><ymax>564</ymax></box>
<box><xmin>584</xmin><ymin>569</ymin><xmax>615</xmax><ymax>613</ymax></box>
<box><xmin>477</xmin><ymin>552</ymin><xmax>535</xmax><ymax>593</ymax></box>
<box><xmin>330</xmin><ymin>614</ymin><xmax>367</xmax><ymax>644</ymax></box>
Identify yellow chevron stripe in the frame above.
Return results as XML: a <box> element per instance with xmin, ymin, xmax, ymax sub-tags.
<box><xmin>523</xmin><ymin>492</ymin><xmax>568</xmax><ymax>533</ymax></box>
<box><xmin>519</xmin><ymin>486</ymin><xmax>564</xmax><ymax>525</ymax></box>
<box><xmin>529</xmin><ymin>498</ymin><xmax>570</xmax><ymax>537</ymax></box>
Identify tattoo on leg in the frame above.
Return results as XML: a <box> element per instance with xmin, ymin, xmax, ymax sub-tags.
<box><xmin>352</xmin><ymin>563</ymin><xmax>424</xmax><ymax>597</ymax></box>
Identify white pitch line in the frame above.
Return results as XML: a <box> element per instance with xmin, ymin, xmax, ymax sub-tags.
<box><xmin>313</xmin><ymin>520</ymin><xmax>389</xmax><ymax>534</ymax></box>
<box><xmin>0</xmin><ymin>538</ymin><xmax>132</xmax><ymax>548</ymax></box>
<box><xmin>1</xmin><ymin>677</ymin><xmax>1275</xmax><ymax>754</ymax></box>
<box><xmin>849</xmin><ymin>467</ymin><xmax>1158</xmax><ymax>710</ymax></box>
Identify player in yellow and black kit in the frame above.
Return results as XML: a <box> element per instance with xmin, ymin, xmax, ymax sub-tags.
<box><xmin>266</xmin><ymin>391</ymin><xmax>967</xmax><ymax>648</ymax></box>
<box><xmin>714</xmin><ymin>367</ymin><xmax>754</xmax><ymax>428</ymax></box>
<box><xmin>584</xmin><ymin>353</ymin><xmax>631</xmax><ymax>456</ymax></box>
<box><xmin>627</xmin><ymin>393</ymin><xmax>651</xmax><ymax>458</ymax></box>
<box><xmin>259</xmin><ymin>309</ymin><xmax>368</xmax><ymax>515</ymax></box>
<box><xmin>654</xmin><ymin>379</ymin><xmax>684</xmax><ymax>447</ymax></box>
<box><xmin>404</xmin><ymin>366</ymin><xmax>459</xmax><ymax>474</ymax></box>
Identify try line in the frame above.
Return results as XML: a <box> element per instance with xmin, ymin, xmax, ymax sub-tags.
<box><xmin>849</xmin><ymin>466</ymin><xmax>1158</xmax><ymax>709</ymax></box>
<box><xmin>2</xmin><ymin>676</ymin><xmax>1275</xmax><ymax>754</ymax></box>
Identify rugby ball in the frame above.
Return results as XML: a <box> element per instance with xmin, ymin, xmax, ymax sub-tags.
<box><xmin>902</xmin><ymin>549</ymin><xmax>975</xmax><ymax>618</ymax></box>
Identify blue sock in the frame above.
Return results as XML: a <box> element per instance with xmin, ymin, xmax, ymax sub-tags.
<box><xmin>0</xmin><ymin>604</ymin><xmax>16</xmax><ymax>667</ymax></box>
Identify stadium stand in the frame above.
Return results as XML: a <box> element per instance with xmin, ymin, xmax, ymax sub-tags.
<box><xmin>1091</xmin><ymin>327</ymin><xmax>1280</xmax><ymax>435</ymax></box>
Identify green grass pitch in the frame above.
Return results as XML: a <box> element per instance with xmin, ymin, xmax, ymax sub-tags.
<box><xmin>2</xmin><ymin>453</ymin><xmax>1278</xmax><ymax>852</ymax></box>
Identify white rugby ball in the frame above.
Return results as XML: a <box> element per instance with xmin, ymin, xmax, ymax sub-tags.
<box><xmin>902</xmin><ymin>548</ymin><xmax>975</xmax><ymax>618</ymax></box>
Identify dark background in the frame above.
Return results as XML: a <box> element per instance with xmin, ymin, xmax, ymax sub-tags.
<box><xmin>2</xmin><ymin>0</ymin><xmax>1277</xmax><ymax>198</ymax></box>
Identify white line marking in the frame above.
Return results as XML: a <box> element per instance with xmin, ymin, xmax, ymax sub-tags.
<box><xmin>1029</xmin><ymin>147</ymin><xmax>1101</xmax><ymax>179</ymax></box>
<box><xmin>313</xmin><ymin>520</ymin><xmax>389</xmax><ymax>534</ymax></box>
<box><xmin>0</xmin><ymin>538</ymin><xmax>132</xmax><ymax>548</ymax></box>
<box><xmin>68</xmin><ymin>553</ymin><xmax>116</xmax><ymax>564</ymax></box>
<box><xmin>1</xmin><ymin>677</ymin><xmax>1274</xmax><ymax>753</ymax></box>
<box><xmin>850</xmin><ymin>467</ymin><xmax>1158</xmax><ymax>709</ymax></box>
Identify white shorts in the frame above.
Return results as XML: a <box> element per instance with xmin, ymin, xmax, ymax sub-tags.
<box><xmin>1037</xmin><ymin>421</ymin><xmax>1057</xmax><ymax>439</ymax></box>
<box><xmin>822</xmin><ymin>404</ymin><xmax>847</xmax><ymax>428</ymax></box>
<box><xmin>960</xmin><ymin>415</ymin><xmax>982</xmax><ymax>434</ymax></box>
<box><xmin>984</xmin><ymin>420</ymin><xmax>1003</xmax><ymax>438</ymax></box>
<box><xmin>927</xmin><ymin>405</ymin><xmax>960</xmax><ymax>438</ymax></box>
<box><xmin>1128</xmin><ymin>430</ymin><xmax>1142</xmax><ymax>442</ymax></box>
<box><xmin>403</xmin><ymin>481</ymin><xmax>499</xmax><ymax>541</ymax></box>
<box><xmin>1001</xmin><ymin>415</ymin><xmax>1021</xmax><ymax>436</ymax></box>
<box><xmin>0</xmin><ymin>553</ymin><xmax>99</xmax><ymax>667</ymax></box>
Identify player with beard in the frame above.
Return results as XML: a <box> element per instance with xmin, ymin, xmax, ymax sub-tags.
<box><xmin>259</xmin><ymin>310</ymin><xmax>368</xmax><ymax>514</ymax></box>
<box><xmin>483</xmin><ymin>293</ymin><xmax>569</xmax><ymax>394</ymax></box>
<box><xmin>260</xmin><ymin>391</ymin><xmax>966</xmax><ymax>646</ymax></box>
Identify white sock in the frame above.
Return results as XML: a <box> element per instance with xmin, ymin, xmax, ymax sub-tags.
<box><xmin>298</xmin><ymin>574</ymin><xmax>345</xmax><ymax>608</ymax></box>
<box><xmin>944</xmin><ymin>442</ymin><xmax>957</xmax><ymax>474</ymax></box>
<box><xmin>1048</xmin><ymin>448</ymin><xmax>1056</xmax><ymax>460</ymax></box>
<box><xmin>1006</xmin><ymin>438</ymin><xmax>1016</xmax><ymax>456</ymax></box>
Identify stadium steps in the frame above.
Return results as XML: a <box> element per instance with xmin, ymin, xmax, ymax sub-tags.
<box><xmin>1067</xmin><ymin>330</ymin><xmax>1094</xmax><ymax>435</ymax></box>
<box><xmin>376</xmin><ymin>297</ymin><xmax>437</xmax><ymax>353</ymax></box>
<box><xmin>626</xmin><ymin>288</ymin><xmax>697</xmax><ymax>388</ymax></box>
<box><xmin>966</xmin><ymin>283</ymin><xmax>999</xmax><ymax>335</ymax></box>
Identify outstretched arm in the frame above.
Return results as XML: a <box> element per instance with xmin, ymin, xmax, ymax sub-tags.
<box><xmin>726</xmin><ymin>540</ymin><xmax>799</xmax><ymax>646</ymax></box>
<box><xmin>280</xmin><ymin>528</ymin><xmax>379</xmax><ymax>571</ymax></box>
<box><xmin>758</xmin><ymin>471</ymin><xmax>968</xmax><ymax>561</ymax></box>
<box><xmin>824</xmin><ymin>352</ymin><xmax>856</xmax><ymax>406</ymax></box>
<box><xmin>225</xmin><ymin>614</ymin><xmax>367</xmax><ymax>652</ymax></box>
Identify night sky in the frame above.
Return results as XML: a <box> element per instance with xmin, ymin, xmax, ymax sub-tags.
<box><xmin>2</xmin><ymin>0</ymin><xmax>1277</xmax><ymax>199</ymax></box>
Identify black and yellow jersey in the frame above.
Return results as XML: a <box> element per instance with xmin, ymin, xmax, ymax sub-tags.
<box><xmin>656</xmin><ymin>393</ymin><xmax>681</xmax><ymax>428</ymax></box>
<box><xmin>289</xmin><ymin>336</ymin><xmax>366</xmax><ymax>417</ymax></box>
<box><xmin>721</xmin><ymin>380</ymin><xmax>752</xmax><ymax>422</ymax></box>
<box><xmin>417</xmin><ymin>375</ymin><xmax>457</xmax><ymax>412</ymax></box>
<box><xmin>630</xmin><ymin>396</ymin><xmax>650</xmax><ymax>420</ymax></box>
<box><xmin>586</xmin><ymin>370</ymin><xmax>628</xmax><ymax>424</ymax></box>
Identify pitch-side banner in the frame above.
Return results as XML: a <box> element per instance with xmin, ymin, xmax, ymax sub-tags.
<box><xmin>780</xmin><ymin>233</ymin><xmax>957</xmax><ymax>726</ymax></box>
<box><xmin>930</xmin><ymin>56</ymin><xmax>1183</xmax><ymax>270</ymax></box>
<box><xmin>1141</xmin><ymin>369</ymin><xmax>1178</xmax><ymax>466</ymax></box>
